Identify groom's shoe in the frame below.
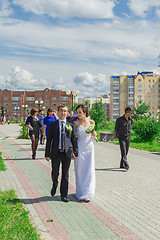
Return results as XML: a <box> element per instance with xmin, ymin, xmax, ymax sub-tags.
<box><xmin>51</xmin><ymin>187</ymin><xmax>56</xmax><ymax>197</ymax></box>
<box><xmin>61</xmin><ymin>197</ymin><xmax>69</xmax><ymax>202</ymax></box>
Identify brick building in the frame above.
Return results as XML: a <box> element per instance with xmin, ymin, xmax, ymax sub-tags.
<box><xmin>0</xmin><ymin>88</ymin><xmax>75</xmax><ymax>121</ymax></box>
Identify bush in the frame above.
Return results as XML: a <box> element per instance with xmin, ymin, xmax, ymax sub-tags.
<box><xmin>132</xmin><ymin>118</ymin><xmax>160</xmax><ymax>142</ymax></box>
<box><xmin>19</xmin><ymin>121</ymin><xmax>30</xmax><ymax>139</ymax></box>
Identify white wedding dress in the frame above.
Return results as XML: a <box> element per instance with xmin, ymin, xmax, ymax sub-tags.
<box><xmin>74</xmin><ymin>126</ymin><xmax>95</xmax><ymax>200</ymax></box>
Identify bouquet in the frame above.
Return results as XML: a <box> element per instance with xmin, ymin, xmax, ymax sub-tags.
<box><xmin>65</xmin><ymin>124</ymin><xmax>72</xmax><ymax>133</ymax></box>
<box><xmin>85</xmin><ymin>124</ymin><xmax>98</xmax><ymax>142</ymax></box>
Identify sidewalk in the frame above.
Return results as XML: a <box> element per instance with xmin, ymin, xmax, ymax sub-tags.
<box><xmin>0</xmin><ymin>124</ymin><xmax>160</xmax><ymax>240</ymax></box>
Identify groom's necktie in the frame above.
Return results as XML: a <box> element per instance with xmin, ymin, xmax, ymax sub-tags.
<box><xmin>61</xmin><ymin>121</ymin><xmax>65</xmax><ymax>150</ymax></box>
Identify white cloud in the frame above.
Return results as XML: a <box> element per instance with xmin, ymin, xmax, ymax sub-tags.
<box><xmin>13</xmin><ymin>0</ymin><xmax>115</xmax><ymax>19</ymax></box>
<box><xmin>128</xmin><ymin>0</ymin><xmax>160</xmax><ymax>17</ymax></box>
<box><xmin>113</xmin><ymin>48</ymin><xmax>140</xmax><ymax>58</ymax></box>
<box><xmin>0</xmin><ymin>0</ymin><xmax>13</xmax><ymax>17</ymax></box>
<box><xmin>5</xmin><ymin>66</ymin><xmax>49</xmax><ymax>90</ymax></box>
<box><xmin>74</xmin><ymin>72</ymin><xmax>109</xmax><ymax>96</ymax></box>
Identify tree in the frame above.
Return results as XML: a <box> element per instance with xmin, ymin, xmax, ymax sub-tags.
<box><xmin>89</xmin><ymin>99</ymin><xmax>106</xmax><ymax>129</ymax></box>
<box><xmin>132</xmin><ymin>99</ymin><xmax>151</xmax><ymax>121</ymax></box>
<box><xmin>132</xmin><ymin>118</ymin><xmax>160</xmax><ymax>142</ymax></box>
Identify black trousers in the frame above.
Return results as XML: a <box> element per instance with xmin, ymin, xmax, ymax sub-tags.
<box><xmin>51</xmin><ymin>152</ymin><xmax>71</xmax><ymax>198</ymax></box>
<box><xmin>119</xmin><ymin>136</ymin><xmax>130</xmax><ymax>168</ymax></box>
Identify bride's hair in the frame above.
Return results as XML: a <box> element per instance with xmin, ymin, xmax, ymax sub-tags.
<box><xmin>76</xmin><ymin>104</ymin><xmax>89</xmax><ymax>117</ymax></box>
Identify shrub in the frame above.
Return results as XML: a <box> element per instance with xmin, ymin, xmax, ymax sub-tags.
<box><xmin>132</xmin><ymin>118</ymin><xmax>160</xmax><ymax>142</ymax></box>
<box><xmin>19</xmin><ymin>121</ymin><xmax>30</xmax><ymax>139</ymax></box>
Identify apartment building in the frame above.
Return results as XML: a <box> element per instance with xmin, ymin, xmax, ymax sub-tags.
<box><xmin>110</xmin><ymin>71</ymin><xmax>160</xmax><ymax>121</ymax></box>
<box><xmin>0</xmin><ymin>88</ymin><xmax>75</xmax><ymax>121</ymax></box>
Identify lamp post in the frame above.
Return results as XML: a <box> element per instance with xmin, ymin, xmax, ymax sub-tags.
<box><xmin>35</xmin><ymin>100</ymin><xmax>44</xmax><ymax>111</ymax></box>
<box><xmin>157</xmin><ymin>109</ymin><xmax>160</xmax><ymax>122</ymax></box>
<box><xmin>22</xmin><ymin>104</ymin><xmax>28</xmax><ymax>121</ymax></box>
<box><xmin>66</xmin><ymin>90</ymin><xmax>79</xmax><ymax>111</ymax></box>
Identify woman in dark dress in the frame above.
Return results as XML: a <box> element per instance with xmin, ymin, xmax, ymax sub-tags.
<box><xmin>25</xmin><ymin>108</ymin><xmax>42</xmax><ymax>159</ymax></box>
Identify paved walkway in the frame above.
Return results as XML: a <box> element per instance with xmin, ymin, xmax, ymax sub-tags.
<box><xmin>0</xmin><ymin>124</ymin><xmax>160</xmax><ymax>240</ymax></box>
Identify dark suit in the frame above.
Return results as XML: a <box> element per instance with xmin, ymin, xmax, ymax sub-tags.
<box><xmin>45</xmin><ymin>120</ymin><xmax>78</xmax><ymax>198</ymax></box>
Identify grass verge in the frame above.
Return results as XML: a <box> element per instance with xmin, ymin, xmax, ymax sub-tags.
<box><xmin>0</xmin><ymin>152</ymin><xmax>6</xmax><ymax>171</ymax></box>
<box><xmin>0</xmin><ymin>190</ymin><xmax>40</xmax><ymax>240</ymax></box>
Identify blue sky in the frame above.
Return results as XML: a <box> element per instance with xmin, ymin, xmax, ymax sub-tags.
<box><xmin>0</xmin><ymin>0</ymin><xmax>160</xmax><ymax>97</ymax></box>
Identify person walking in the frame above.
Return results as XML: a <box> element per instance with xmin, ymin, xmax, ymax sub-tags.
<box><xmin>25</xmin><ymin>108</ymin><xmax>42</xmax><ymax>159</ymax></box>
<box><xmin>74</xmin><ymin>104</ymin><xmax>96</xmax><ymax>202</ymax></box>
<box><xmin>37</xmin><ymin>109</ymin><xmax>45</xmax><ymax>144</ymax></box>
<box><xmin>115</xmin><ymin>107</ymin><xmax>133</xmax><ymax>170</ymax></box>
<box><xmin>43</xmin><ymin>107</ymin><xmax>56</xmax><ymax>139</ymax></box>
<box><xmin>45</xmin><ymin>104</ymin><xmax>78</xmax><ymax>202</ymax></box>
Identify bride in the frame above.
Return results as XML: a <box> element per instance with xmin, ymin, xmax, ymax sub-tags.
<box><xmin>74</xmin><ymin>104</ymin><xmax>96</xmax><ymax>202</ymax></box>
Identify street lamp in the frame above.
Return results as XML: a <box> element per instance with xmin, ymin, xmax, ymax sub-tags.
<box><xmin>157</xmin><ymin>109</ymin><xmax>160</xmax><ymax>122</ymax></box>
<box><xmin>35</xmin><ymin>100</ymin><xmax>44</xmax><ymax>111</ymax></box>
<box><xmin>22</xmin><ymin>104</ymin><xmax>28</xmax><ymax>121</ymax></box>
<box><xmin>66</xmin><ymin>90</ymin><xmax>79</xmax><ymax>111</ymax></box>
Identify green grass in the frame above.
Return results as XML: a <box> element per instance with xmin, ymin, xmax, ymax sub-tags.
<box><xmin>0</xmin><ymin>190</ymin><xmax>40</xmax><ymax>240</ymax></box>
<box><xmin>0</xmin><ymin>152</ymin><xmax>6</xmax><ymax>171</ymax></box>
<box><xmin>97</xmin><ymin>128</ymin><xmax>160</xmax><ymax>153</ymax></box>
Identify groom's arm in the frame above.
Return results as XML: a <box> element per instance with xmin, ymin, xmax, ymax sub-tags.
<box><xmin>71</xmin><ymin>123</ymin><xmax>78</xmax><ymax>157</ymax></box>
<box><xmin>45</xmin><ymin>122</ymin><xmax>54</xmax><ymax>159</ymax></box>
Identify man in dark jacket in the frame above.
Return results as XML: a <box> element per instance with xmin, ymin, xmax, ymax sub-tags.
<box><xmin>115</xmin><ymin>107</ymin><xmax>133</xmax><ymax>170</ymax></box>
<box><xmin>45</xmin><ymin>104</ymin><xmax>78</xmax><ymax>202</ymax></box>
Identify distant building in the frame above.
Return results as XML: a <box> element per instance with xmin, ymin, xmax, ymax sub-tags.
<box><xmin>0</xmin><ymin>88</ymin><xmax>75</xmax><ymax>121</ymax></box>
<box><xmin>82</xmin><ymin>95</ymin><xmax>110</xmax><ymax>120</ymax></box>
<box><xmin>110</xmin><ymin>71</ymin><xmax>160</xmax><ymax>121</ymax></box>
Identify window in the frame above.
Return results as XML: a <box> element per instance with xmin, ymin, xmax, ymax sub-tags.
<box><xmin>60</xmin><ymin>96</ymin><xmax>69</xmax><ymax>101</ymax></box>
<box><xmin>3</xmin><ymin>97</ymin><xmax>8</xmax><ymax>101</ymax></box>
<box><xmin>138</xmin><ymin>84</ymin><xmax>142</xmax><ymax>88</ymax></box>
<box><xmin>123</xmin><ymin>95</ymin><xmax>125</xmax><ymax>98</ymax></box>
<box><xmin>52</xmin><ymin>103</ymin><xmax>56</xmax><ymax>107</ymax></box>
<box><xmin>152</xmin><ymin>112</ymin><xmax>154</xmax><ymax>114</ymax></box>
<box><xmin>138</xmin><ymin>79</ymin><xmax>141</xmax><ymax>82</ymax></box>
<box><xmin>12</xmin><ymin>96</ymin><xmax>20</xmax><ymax>101</ymax></box>
<box><xmin>149</xmin><ymin>101</ymin><xmax>150</xmax><ymax>104</ymax></box>
<box><xmin>124</xmin><ymin>84</ymin><xmax>125</xmax><ymax>87</ymax></box>
<box><xmin>26</xmin><ymin>97</ymin><xmax>34</xmax><ymax>101</ymax></box>
<box><xmin>149</xmin><ymin>96</ymin><xmax>151</xmax><ymax>98</ymax></box>
<box><xmin>4</xmin><ymin>103</ymin><xmax>8</xmax><ymax>107</ymax></box>
<box><xmin>153</xmin><ymin>101</ymin><xmax>154</xmax><ymax>104</ymax></box>
<box><xmin>138</xmin><ymin>90</ymin><xmax>142</xmax><ymax>93</ymax></box>
<box><xmin>149</xmin><ymin>80</ymin><xmax>151</xmax><ymax>82</ymax></box>
<box><xmin>52</xmin><ymin>97</ymin><xmax>56</xmax><ymax>100</ymax></box>
<box><xmin>153</xmin><ymin>80</ymin><xmax>155</xmax><ymax>82</ymax></box>
<box><xmin>12</xmin><ymin>102</ymin><xmax>20</xmax><ymax>107</ymax></box>
<box><xmin>153</xmin><ymin>85</ymin><xmax>154</xmax><ymax>88</ymax></box>
<box><xmin>113</xmin><ymin>100</ymin><xmax>119</xmax><ymax>103</ymax></box>
<box><xmin>138</xmin><ymin>95</ymin><xmax>142</xmax><ymax>98</ymax></box>
<box><xmin>149</xmin><ymin>85</ymin><xmax>151</xmax><ymax>88</ymax></box>
<box><xmin>46</xmin><ymin>93</ymin><xmax>48</xmax><ymax>98</ymax></box>
<box><xmin>123</xmin><ymin>90</ymin><xmax>125</xmax><ymax>93</ymax></box>
<box><xmin>124</xmin><ymin>100</ymin><xmax>125</xmax><ymax>104</ymax></box>
<box><xmin>46</xmin><ymin>101</ymin><xmax>48</xmax><ymax>104</ymax></box>
<box><xmin>152</xmin><ymin>106</ymin><xmax>154</xmax><ymax>109</ymax></box>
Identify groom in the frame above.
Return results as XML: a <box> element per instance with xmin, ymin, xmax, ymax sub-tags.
<box><xmin>45</xmin><ymin>104</ymin><xmax>78</xmax><ymax>202</ymax></box>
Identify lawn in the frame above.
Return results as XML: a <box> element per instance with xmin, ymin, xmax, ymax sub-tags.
<box><xmin>0</xmin><ymin>152</ymin><xmax>6</xmax><ymax>171</ymax></box>
<box><xmin>0</xmin><ymin>190</ymin><xmax>40</xmax><ymax>240</ymax></box>
<box><xmin>97</xmin><ymin>128</ymin><xmax>160</xmax><ymax>153</ymax></box>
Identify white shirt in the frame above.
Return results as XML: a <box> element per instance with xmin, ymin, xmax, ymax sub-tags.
<box><xmin>59</xmin><ymin>119</ymin><xmax>66</xmax><ymax>149</ymax></box>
